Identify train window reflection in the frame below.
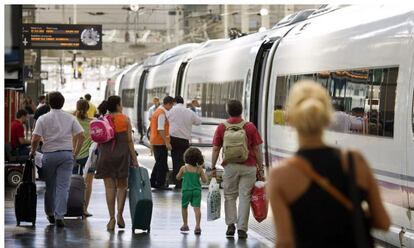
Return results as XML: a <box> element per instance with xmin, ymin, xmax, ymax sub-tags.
<box><xmin>186</xmin><ymin>80</ymin><xmax>244</xmax><ymax>119</ymax></box>
<box><xmin>145</xmin><ymin>87</ymin><xmax>168</xmax><ymax>110</ymax></box>
<box><xmin>274</xmin><ymin>67</ymin><xmax>399</xmax><ymax>138</ymax></box>
<box><xmin>121</xmin><ymin>89</ymin><xmax>135</xmax><ymax>108</ymax></box>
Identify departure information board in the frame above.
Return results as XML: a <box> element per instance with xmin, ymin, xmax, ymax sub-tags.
<box><xmin>22</xmin><ymin>24</ymin><xmax>102</xmax><ymax>50</ymax></box>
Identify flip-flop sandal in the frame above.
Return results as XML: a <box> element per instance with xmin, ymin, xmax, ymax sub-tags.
<box><xmin>180</xmin><ymin>226</ymin><xmax>190</xmax><ymax>232</ymax></box>
<box><xmin>194</xmin><ymin>228</ymin><xmax>201</xmax><ymax>235</ymax></box>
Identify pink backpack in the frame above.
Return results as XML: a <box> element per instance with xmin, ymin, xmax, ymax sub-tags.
<box><xmin>90</xmin><ymin>115</ymin><xmax>115</xmax><ymax>144</ymax></box>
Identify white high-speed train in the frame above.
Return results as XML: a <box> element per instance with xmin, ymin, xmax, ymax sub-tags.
<box><xmin>113</xmin><ymin>5</ymin><xmax>414</xmax><ymax>247</ymax></box>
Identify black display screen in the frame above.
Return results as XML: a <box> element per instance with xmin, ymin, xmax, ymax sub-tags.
<box><xmin>22</xmin><ymin>24</ymin><xmax>102</xmax><ymax>50</ymax></box>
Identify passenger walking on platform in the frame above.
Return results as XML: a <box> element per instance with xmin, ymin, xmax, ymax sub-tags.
<box><xmin>94</xmin><ymin>96</ymin><xmax>139</xmax><ymax>231</ymax></box>
<box><xmin>96</xmin><ymin>100</ymin><xmax>108</xmax><ymax>117</ymax></box>
<box><xmin>73</xmin><ymin>99</ymin><xmax>93</xmax><ymax>176</ymax></box>
<box><xmin>22</xmin><ymin>96</ymin><xmax>36</xmax><ymax>138</ymax></box>
<box><xmin>84</xmin><ymin>100</ymin><xmax>108</xmax><ymax>217</ymax></box>
<box><xmin>147</xmin><ymin>97</ymin><xmax>160</xmax><ymax>155</ymax></box>
<box><xmin>34</xmin><ymin>95</ymin><xmax>50</xmax><ymax>122</ymax></box>
<box><xmin>211</xmin><ymin>99</ymin><xmax>264</xmax><ymax>239</ymax></box>
<box><xmin>148</xmin><ymin>97</ymin><xmax>160</xmax><ymax>122</ymax></box>
<box><xmin>10</xmin><ymin>109</ymin><xmax>31</xmax><ymax>156</ymax></box>
<box><xmin>169</xmin><ymin>96</ymin><xmax>202</xmax><ymax>189</ymax></box>
<box><xmin>29</xmin><ymin>92</ymin><xmax>85</xmax><ymax>228</ymax></box>
<box><xmin>149</xmin><ymin>96</ymin><xmax>174</xmax><ymax>189</ymax></box>
<box><xmin>190</xmin><ymin>99</ymin><xmax>202</xmax><ymax>117</ymax></box>
<box><xmin>84</xmin><ymin>93</ymin><xmax>97</xmax><ymax>118</ymax></box>
<box><xmin>176</xmin><ymin>147</ymin><xmax>208</xmax><ymax>235</ymax></box>
<box><xmin>268</xmin><ymin>81</ymin><xmax>390</xmax><ymax>248</ymax></box>
<box><xmin>37</xmin><ymin>95</ymin><xmax>46</xmax><ymax>109</ymax></box>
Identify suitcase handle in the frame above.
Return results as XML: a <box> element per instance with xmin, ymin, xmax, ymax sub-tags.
<box><xmin>74</xmin><ymin>162</ymin><xmax>82</xmax><ymax>175</ymax></box>
<box><xmin>23</xmin><ymin>159</ymin><xmax>35</xmax><ymax>183</ymax></box>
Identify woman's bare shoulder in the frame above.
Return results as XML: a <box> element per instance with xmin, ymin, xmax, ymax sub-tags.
<box><xmin>269</xmin><ymin>158</ymin><xmax>301</xmax><ymax>184</ymax></box>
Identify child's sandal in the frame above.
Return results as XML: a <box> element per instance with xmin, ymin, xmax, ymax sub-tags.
<box><xmin>194</xmin><ymin>228</ymin><xmax>201</xmax><ymax>235</ymax></box>
<box><xmin>180</xmin><ymin>226</ymin><xmax>189</xmax><ymax>232</ymax></box>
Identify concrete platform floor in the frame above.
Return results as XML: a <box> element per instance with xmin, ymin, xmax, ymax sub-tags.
<box><xmin>4</xmin><ymin>145</ymin><xmax>274</xmax><ymax>248</ymax></box>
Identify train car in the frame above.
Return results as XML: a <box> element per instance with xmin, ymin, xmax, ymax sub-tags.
<box><xmin>265</xmin><ymin>5</ymin><xmax>414</xmax><ymax>247</ymax></box>
<box><xmin>118</xmin><ymin>5</ymin><xmax>414</xmax><ymax>246</ymax></box>
<box><xmin>141</xmin><ymin>43</ymin><xmax>201</xmax><ymax>128</ymax></box>
<box><xmin>118</xmin><ymin>63</ymin><xmax>144</xmax><ymax>132</ymax></box>
<box><xmin>104</xmin><ymin>69</ymin><xmax>127</xmax><ymax>100</ymax></box>
<box><xmin>123</xmin><ymin>41</ymin><xmax>228</xmax><ymax>141</ymax></box>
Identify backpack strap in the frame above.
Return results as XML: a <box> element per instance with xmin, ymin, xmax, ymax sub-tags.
<box><xmin>289</xmin><ymin>156</ymin><xmax>353</xmax><ymax>211</ymax></box>
<box><xmin>223</xmin><ymin>120</ymin><xmax>247</xmax><ymax>130</ymax></box>
<box><xmin>105</xmin><ymin>114</ymin><xmax>117</xmax><ymax>152</ymax></box>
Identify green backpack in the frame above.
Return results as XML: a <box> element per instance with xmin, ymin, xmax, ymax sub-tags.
<box><xmin>222</xmin><ymin>120</ymin><xmax>249</xmax><ymax>163</ymax></box>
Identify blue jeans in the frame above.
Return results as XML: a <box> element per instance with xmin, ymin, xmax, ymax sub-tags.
<box><xmin>42</xmin><ymin>151</ymin><xmax>74</xmax><ymax>220</ymax></box>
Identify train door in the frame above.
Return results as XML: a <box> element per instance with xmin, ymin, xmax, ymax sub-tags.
<box><xmin>250</xmin><ymin>40</ymin><xmax>274</xmax><ymax>127</ymax></box>
<box><xmin>250</xmin><ymin>39</ymin><xmax>280</xmax><ymax>167</ymax></box>
<box><xmin>137</xmin><ymin>70</ymin><xmax>149</xmax><ymax>143</ymax></box>
<box><xmin>175</xmin><ymin>62</ymin><xmax>188</xmax><ymax>97</ymax></box>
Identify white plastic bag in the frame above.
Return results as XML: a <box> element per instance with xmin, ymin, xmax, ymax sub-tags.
<box><xmin>34</xmin><ymin>152</ymin><xmax>43</xmax><ymax>168</ymax></box>
<box><xmin>207</xmin><ymin>178</ymin><xmax>221</xmax><ymax>221</ymax></box>
<box><xmin>83</xmin><ymin>142</ymin><xmax>98</xmax><ymax>178</ymax></box>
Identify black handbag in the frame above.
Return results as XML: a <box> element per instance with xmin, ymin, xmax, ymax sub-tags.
<box><xmin>348</xmin><ymin>151</ymin><xmax>374</xmax><ymax>248</ymax></box>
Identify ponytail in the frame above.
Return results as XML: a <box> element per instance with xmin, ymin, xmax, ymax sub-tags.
<box><xmin>76</xmin><ymin>99</ymin><xmax>89</xmax><ymax>120</ymax></box>
<box><xmin>97</xmin><ymin>100</ymin><xmax>108</xmax><ymax>116</ymax></box>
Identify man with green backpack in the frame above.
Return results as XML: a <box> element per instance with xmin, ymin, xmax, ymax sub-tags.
<box><xmin>211</xmin><ymin>99</ymin><xmax>264</xmax><ymax>239</ymax></box>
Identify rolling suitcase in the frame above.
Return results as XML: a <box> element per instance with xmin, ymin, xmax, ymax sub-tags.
<box><xmin>129</xmin><ymin>166</ymin><xmax>152</xmax><ymax>233</ymax></box>
<box><xmin>15</xmin><ymin>159</ymin><xmax>37</xmax><ymax>226</ymax></box>
<box><xmin>65</xmin><ymin>164</ymin><xmax>85</xmax><ymax>218</ymax></box>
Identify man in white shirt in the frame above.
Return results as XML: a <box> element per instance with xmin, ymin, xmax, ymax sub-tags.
<box><xmin>30</xmin><ymin>92</ymin><xmax>84</xmax><ymax>228</ymax></box>
<box><xmin>168</xmin><ymin>96</ymin><xmax>202</xmax><ymax>189</ymax></box>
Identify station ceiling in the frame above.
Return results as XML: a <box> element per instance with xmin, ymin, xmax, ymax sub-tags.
<box><xmin>24</xmin><ymin>4</ymin><xmax>319</xmax><ymax>64</ymax></box>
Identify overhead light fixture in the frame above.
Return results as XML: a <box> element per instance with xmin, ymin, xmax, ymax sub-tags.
<box><xmin>130</xmin><ymin>4</ymin><xmax>139</xmax><ymax>12</ymax></box>
<box><xmin>260</xmin><ymin>8</ymin><xmax>269</xmax><ymax>16</ymax></box>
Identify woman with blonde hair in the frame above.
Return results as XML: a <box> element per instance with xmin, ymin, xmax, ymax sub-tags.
<box><xmin>268</xmin><ymin>80</ymin><xmax>390</xmax><ymax>248</ymax></box>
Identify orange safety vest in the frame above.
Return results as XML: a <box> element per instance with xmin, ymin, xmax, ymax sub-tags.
<box><xmin>150</xmin><ymin>107</ymin><xmax>169</xmax><ymax>145</ymax></box>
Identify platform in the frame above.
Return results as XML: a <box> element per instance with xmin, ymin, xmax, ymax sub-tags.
<box><xmin>4</xmin><ymin>145</ymin><xmax>275</xmax><ymax>248</ymax></box>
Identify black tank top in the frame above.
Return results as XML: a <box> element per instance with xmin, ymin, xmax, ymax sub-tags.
<box><xmin>290</xmin><ymin>147</ymin><xmax>368</xmax><ymax>248</ymax></box>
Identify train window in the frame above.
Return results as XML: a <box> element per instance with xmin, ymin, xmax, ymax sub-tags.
<box><xmin>273</xmin><ymin>67</ymin><xmax>399</xmax><ymax>138</ymax></box>
<box><xmin>144</xmin><ymin>87</ymin><xmax>168</xmax><ymax>110</ymax></box>
<box><xmin>121</xmin><ymin>89</ymin><xmax>135</xmax><ymax>108</ymax></box>
<box><xmin>186</xmin><ymin>80</ymin><xmax>244</xmax><ymax>119</ymax></box>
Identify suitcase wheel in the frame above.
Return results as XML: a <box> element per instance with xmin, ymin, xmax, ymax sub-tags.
<box><xmin>32</xmin><ymin>222</ymin><xmax>35</xmax><ymax>227</ymax></box>
<box><xmin>147</xmin><ymin>227</ymin><xmax>150</xmax><ymax>233</ymax></box>
<box><xmin>17</xmin><ymin>221</ymin><xmax>20</xmax><ymax>226</ymax></box>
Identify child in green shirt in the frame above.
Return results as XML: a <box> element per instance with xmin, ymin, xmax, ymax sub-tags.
<box><xmin>176</xmin><ymin>147</ymin><xmax>208</xmax><ymax>235</ymax></box>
